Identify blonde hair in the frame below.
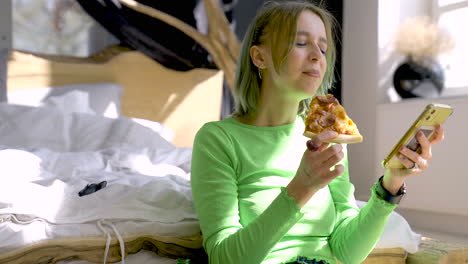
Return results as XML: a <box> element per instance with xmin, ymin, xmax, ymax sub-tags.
<box><xmin>233</xmin><ymin>0</ymin><xmax>338</xmax><ymax>117</ymax></box>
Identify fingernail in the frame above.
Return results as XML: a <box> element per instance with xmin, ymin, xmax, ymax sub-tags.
<box><xmin>307</xmin><ymin>140</ymin><xmax>319</xmax><ymax>151</ymax></box>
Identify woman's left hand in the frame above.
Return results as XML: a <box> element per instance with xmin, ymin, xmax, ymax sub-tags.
<box><xmin>383</xmin><ymin>124</ymin><xmax>445</xmax><ymax>194</ymax></box>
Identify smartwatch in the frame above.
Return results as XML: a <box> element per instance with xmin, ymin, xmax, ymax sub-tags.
<box><xmin>374</xmin><ymin>176</ymin><xmax>406</xmax><ymax>204</ymax></box>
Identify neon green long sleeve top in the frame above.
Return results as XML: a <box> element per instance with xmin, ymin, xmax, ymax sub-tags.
<box><xmin>190</xmin><ymin>116</ymin><xmax>397</xmax><ymax>264</ymax></box>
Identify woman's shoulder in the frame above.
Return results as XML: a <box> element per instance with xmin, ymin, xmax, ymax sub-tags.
<box><xmin>198</xmin><ymin>117</ymin><xmax>235</xmax><ymax>132</ymax></box>
<box><xmin>195</xmin><ymin>117</ymin><xmax>237</xmax><ymax>141</ymax></box>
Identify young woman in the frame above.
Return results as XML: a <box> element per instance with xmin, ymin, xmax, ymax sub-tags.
<box><xmin>191</xmin><ymin>1</ymin><xmax>445</xmax><ymax>264</ymax></box>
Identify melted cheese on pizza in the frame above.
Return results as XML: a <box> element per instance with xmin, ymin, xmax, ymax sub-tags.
<box><xmin>305</xmin><ymin>94</ymin><xmax>359</xmax><ymax>135</ymax></box>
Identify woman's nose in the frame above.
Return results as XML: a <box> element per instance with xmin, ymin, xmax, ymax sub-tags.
<box><xmin>308</xmin><ymin>44</ymin><xmax>322</xmax><ymax>61</ymax></box>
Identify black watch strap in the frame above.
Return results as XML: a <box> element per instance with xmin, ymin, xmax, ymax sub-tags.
<box><xmin>374</xmin><ymin>176</ymin><xmax>406</xmax><ymax>204</ymax></box>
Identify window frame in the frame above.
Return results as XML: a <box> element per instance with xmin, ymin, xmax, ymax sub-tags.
<box><xmin>432</xmin><ymin>0</ymin><xmax>468</xmax><ymax>98</ymax></box>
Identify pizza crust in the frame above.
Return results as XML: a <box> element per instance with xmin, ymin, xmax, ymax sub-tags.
<box><xmin>303</xmin><ymin>131</ymin><xmax>363</xmax><ymax>144</ymax></box>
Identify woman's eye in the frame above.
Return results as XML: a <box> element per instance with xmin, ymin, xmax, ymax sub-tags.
<box><xmin>296</xmin><ymin>40</ymin><xmax>327</xmax><ymax>54</ymax></box>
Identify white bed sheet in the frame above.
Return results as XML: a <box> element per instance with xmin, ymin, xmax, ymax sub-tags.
<box><xmin>0</xmin><ymin>102</ymin><xmax>198</xmax><ymax>261</ymax></box>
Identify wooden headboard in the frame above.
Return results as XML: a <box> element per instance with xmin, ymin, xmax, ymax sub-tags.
<box><xmin>7</xmin><ymin>49</ymin><xmax>223</xmax><ymax>147</ymax></box>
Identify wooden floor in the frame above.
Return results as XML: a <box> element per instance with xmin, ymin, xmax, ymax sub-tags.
<box><xmin>414</xmin><ymin>228</ymin><xmax>468</xmax><ymax>246</ymax></box>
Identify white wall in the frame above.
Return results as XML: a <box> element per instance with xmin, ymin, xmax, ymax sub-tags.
<box><xmin>343</xmin><ymin>0</ymin><xmax>468</xmax><ymax>238</ymax></box>
<box><xmin>342</xmin><ymin>0</ymin><xmax>379</xmax><ymax>197</ymax></box>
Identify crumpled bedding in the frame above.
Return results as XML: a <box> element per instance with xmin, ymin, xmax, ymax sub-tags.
<box><xmin>0</xmin><ymin>102</ymin><xmax>199</xmax><ymax>259</ymax></box>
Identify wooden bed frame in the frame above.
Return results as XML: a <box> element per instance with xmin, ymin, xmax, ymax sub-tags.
<box><xmin>0</xmin><ymin>233</ymin><xmax>207</xmax><ymax>264</ymax></box>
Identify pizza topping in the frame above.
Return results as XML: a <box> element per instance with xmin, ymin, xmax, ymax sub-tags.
<box><xmin>308</xmin><ymin>120</ymin><xmax>321</xmax><ymax>132</ymax></box>
<box><xmin>318</xmin><ymin>112</ymin><xmax>336</xmax><ymax>127</ymax></box>
<box><xmin>304</xmin><ymin>94</ymin><xmax>362</xmax><ymax>138</ymax></box>
<box><xmin>316</xmin><ymin>95</ymin><xmax>339</xmax><ymax>104</ymax></box>
<box><xmin>325</xmin><ymin>103</ymin><xmax>335</xmax><ymax>111</ymax></box>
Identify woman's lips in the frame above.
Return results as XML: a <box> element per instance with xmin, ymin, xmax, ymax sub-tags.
<box><xmin>303</xmin><ymin>71</ymin><xmax>320</xmax><ymax>78</ymax></box>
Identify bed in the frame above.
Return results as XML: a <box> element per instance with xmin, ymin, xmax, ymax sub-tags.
<box><xmin>3</xmin><ymin>47</ymin><xmax>216</xmax><ymax>264</ymax></box>
<box><xmin>2</xmin><ymin>1</ymin><xmax>466</xmax><ymax>264</ymax></box>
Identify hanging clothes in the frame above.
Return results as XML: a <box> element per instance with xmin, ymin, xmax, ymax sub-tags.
<box><xmin>76</xmin><ymin>0</ymin><xmax>236</xmax><ymax>71</ymax></box>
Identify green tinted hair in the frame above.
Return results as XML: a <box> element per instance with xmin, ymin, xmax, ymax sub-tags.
<box><xmin>233</xmin><ymin>0</ymin><xmax>338</xmax><ymax>117</ymax></box>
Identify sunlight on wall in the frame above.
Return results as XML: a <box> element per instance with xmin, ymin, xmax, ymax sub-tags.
<box><xmin>378</xmin><ymin>0</ymin><xmax>400</xmax><ymax>52</ymax></box>
<box><xmin>377</xmin><ymin>0</ymin><xmax>402</xmax><ymax>103</ymax></box>
<box><xmin>438</xmin><ymin>0</ymin><xmax>467</xmax><ymax>6</ymax></box>
<box><xmin>438</xmin><ymin>6</ymin><xmax>468</xmax><ymax>88</ymax></box>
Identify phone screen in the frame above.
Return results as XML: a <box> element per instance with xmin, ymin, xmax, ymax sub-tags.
<box><xmin>406</xmin><ymin>127</ymin><xmax>433</xmax><ymax>152</ymax></box>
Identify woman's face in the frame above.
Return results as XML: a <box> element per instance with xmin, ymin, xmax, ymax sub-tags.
<box><xmin>269</xmin><ymin>10</ymin><xmax>328</xmax><ymax>98</ymax></box>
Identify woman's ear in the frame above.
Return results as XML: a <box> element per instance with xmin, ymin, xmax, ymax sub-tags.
<box><xmin>250</xmin><ymin>45</ymin><xmax>266</xmax><ymax>69</ymax></box>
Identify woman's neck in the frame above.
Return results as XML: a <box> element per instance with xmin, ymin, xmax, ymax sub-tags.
<box><xmin>236</xmin><ymin>89</ymin><xmax>302</xmax><ymax>127</ymax></box>
<box><xmin>253</xmin><ymin>105</ymin><xmax>298</xmax><ymax>127</ymax></box>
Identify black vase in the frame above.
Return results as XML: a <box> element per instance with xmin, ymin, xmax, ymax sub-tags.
<box><xmin>393</xmin><ymin>57</ymin><xmax>445</xmax><ymax>99</ymax></box>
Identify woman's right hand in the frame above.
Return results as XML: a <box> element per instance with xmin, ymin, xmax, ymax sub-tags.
<box><xmin>286</xmin><ymin>130</ymin><xmax>345</xmax><ymax>207</ymax></box>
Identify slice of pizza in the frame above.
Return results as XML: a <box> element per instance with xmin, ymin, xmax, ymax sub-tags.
<box><xmin>303</xmin><ymin>94</ymin><xmax>363</xmax><ymax>144</ymax></box>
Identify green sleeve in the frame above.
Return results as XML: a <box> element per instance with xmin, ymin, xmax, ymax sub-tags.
<box><xmin>190</xmin><ymin>124</ymin><xmax>304</xmax><ymax>264</ymax></box>
<box><xmin>328</xmin><ymin>145</ymin><xmax>397</xmax><ymax>264</ymax></box>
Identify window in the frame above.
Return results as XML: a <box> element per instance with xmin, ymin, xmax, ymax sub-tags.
<box><xmin>433</xmin><ymin>0</ymin><xmax>468</xmax><ymax>96</ymax></box>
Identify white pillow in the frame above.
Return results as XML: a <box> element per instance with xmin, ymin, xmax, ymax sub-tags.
<box><xmin>357</xmin><ymin>200</ymin><xmax>421</xmax><ymax>253</ymax></box>
<box><xmin>131</xmin><ymin>117</ymin><xmax>174</xmax><ymax>143</ymax></box>
<box><xmin>43</xmin><ymin>90</ymin><xmax>96</xmax><ymax>115</ymax></box>
<box><xmin>7</xmin><ymin>83</ymin><xmax>122</xmax><ymax>118</ymax></box>
<box><xmin>0</xmin><ymin>104</ymin><xmax>178</xmax><ymax>162</ymax></box>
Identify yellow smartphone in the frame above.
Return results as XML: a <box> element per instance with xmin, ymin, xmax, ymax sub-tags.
<box><xmin>382</xmin><ymin>103</ymin><xmax>453</xmax><ymax>169</ymax></box>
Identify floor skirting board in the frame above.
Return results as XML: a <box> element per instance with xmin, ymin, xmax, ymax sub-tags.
<box><xmin>396</xmin><ymin>207</ymin><xmax>468</xmax><ymax>245</ymax></box>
